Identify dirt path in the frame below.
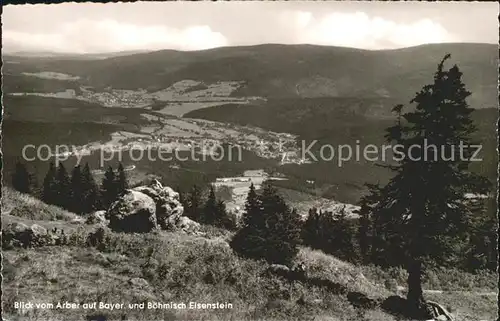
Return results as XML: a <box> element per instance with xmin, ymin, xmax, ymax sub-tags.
<box><xmin>397</xmin><ymin>286</ymin><xmax>497</xmax><ymax>297</ymax></box>
<box><xmin>423</xmin><ymin>289</ymin><xmax>497</xmax><ymax>296</ymax></box>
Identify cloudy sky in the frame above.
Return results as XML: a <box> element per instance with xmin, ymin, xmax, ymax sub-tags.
<box><xmin>2</xmin><ymin>2</ymin><xmax>497</xmax><ymax>53</ymax></box>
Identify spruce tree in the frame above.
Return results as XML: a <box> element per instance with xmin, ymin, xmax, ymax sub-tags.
<box><xmin>186</xmin><ymin>184</ymin><xmax>203</xmax><ymax>221</ymax></box>
<box><xmin>356</xmin><ymin>184</ymin><xmax>382</xmax><ymax>264</ymax></box>
<box><xmin>267</xmin><ymin>206</ymin><xmax>302</xmax><ymax>264</ymax></box>
<box><xmin>70</xmin><ymin>165</ymin><xmax>84</xmax><ymax>213</ymax></box>
<box><xmin>12</xmin><ymin>160</ymin><xmax>31</xmax><ymax>194</ymax></box>
<box><xmin>302</xmin><ymin>207</ymin><xmax>321</xmax><ymax>248</ymax></box>
<box><xmin>216</xmin><ymin>199</ymin><xmax>234</xmax><ymax>229</ymax></box>
<box><xmin>101</xmin><ymin>166</ymin><xmax>117</xmax><ymax>209</ymax></box>
<box><xmin>242</xmin><ymin>183</ymin><xmax>262</xmax><ymax>227</ymax></box>
<box><xmin>178</xmin><ymin>186</ymin><xmax>188</xmax><ymax>209</ymax></box>
<box><xmin>116</xmin><ymin>162</ymin><xmax>129</xmax><ymax>196</ymax></box>
<box><xmin>82</xmin><ymin>163</ymin><xmax>99</xmax><ymax>213</ymax></box>
<box><xmin>42</xmin><ymin>162</ymin><xmax>57</xmax><ymax>205</ymax></box>
<box><xmin>203</xmin><ymin>185</ymin><xmax>218</xmax><ymax>225</ymax></box>
<box><xmin>362</xmin><ymin>54</ymin><xmax>490</xmax><ymax>317</ymax></box>
<box><xmin>323</xmin><ymin>207</ymin><xmax>358</xmax><ymax>262</ymax></box>
<box><xmin>54</xmin><ymin>163</ymin><xmax>71</xmax><ymax>209</ymax></box>
<box><xmin>464</xmin><ymin>195</ymin><xmax>497</xmax><ymax>272</ymax></box>
<box><xmin>231</xmin><ymin>183</ymin><xmax>301</xmax><ymax>265</ymax></box>
<box><xmin>201</xmin><ymin>185</ymin><xmax>231</xmax><ymax>228</ymax></box>
<box><xmin>303</xmin><ymin>208</ymin><xmax>364</xmax><ymax>263</ymax></box>
<box><xmin>231</xmin><ymin>183</ymin><xmax>264</xmax><ymax>257</ymax></box>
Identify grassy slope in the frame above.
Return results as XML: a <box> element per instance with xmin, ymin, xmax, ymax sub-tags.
<box><xmin>2</xmin><ymin>188</ymin><xmax>497</xmax><ymax>321</ymax></box>
<box><xmin>1</xmin><ymin>188</ymin><xmax>79</xmax><ymax>222</ymax></box>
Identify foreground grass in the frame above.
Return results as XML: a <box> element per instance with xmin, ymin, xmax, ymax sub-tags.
<box><xmin>3</xmin><ymin>230</ymin><xmax>366</xmax><ymax>321</ymax></box>
<box><xmin>360</xmin><ymin>263</ymin><xmax>497</xmax><ymax>293</ymax></box>
<box><xmin>2</xmin><ymin>189</ymin><xmax>497</xmax><ymax>321</ymax></box>
<box><xmin>1</xmin><ymin>188</ymin><xmax>79</xmax><ymax>222</ymax></box>
<box><xmin>3</xmin><ymin>226</ymin><xmax>497</xmax><ymax>321</ymax></box>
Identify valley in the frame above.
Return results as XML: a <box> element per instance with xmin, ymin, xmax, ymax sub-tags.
<box><xmin>8</xmin><ymin>79</ymin><xmax>263</xmax><ymax>115</ymax></box>
<box><xmin>3</xmin><ymin>43</ymin><xmax>498</xmax><ymax>208</ymax></box>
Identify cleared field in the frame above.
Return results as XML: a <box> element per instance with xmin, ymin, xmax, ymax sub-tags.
<box><xmin>22</xmin><ymin>71</ymin><xmax>81</xmax><ymax>81</ymax></box>
<box><xmin>157</xmin><ymin>102</ymin><xmax>245</xmax><ymax>117</ymax></box>
<box><xmin>213</xmin><ymin>170</ymin><xmax>291</xmax><ymax>213</ymax></box>
<box><xmin>6</xmin><ymin>78</ymin><xmax>263</xmax><ymax>114</ymax></box>
<box><xmin>151</xmin><ymin>80</ymin><xmax>247</xmax><ymax>100</ymax></box>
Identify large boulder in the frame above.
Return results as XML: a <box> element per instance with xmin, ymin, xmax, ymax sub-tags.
<box><xmin>86</xmin><ymin>210</ymin><xmax>108</xmax><ymax>226</ymax></box>
<box><xmin>6</xmin><ymin>222</ymin><xmax>30</xmax><ymax>234</ymax></box>
<box><xmin>30</xmin><ymin>224</ymin><xmax>47</xmax><ymax>238</ymax></box>
<box><xmin>128</xmin><ymin>277</ymin><xmax>150</xmax><ymax>289</ymax></box>
<box><xmin>2</xmin><ymin>222</ymin><xmax>53</xmax><ymax>248</ymax></box>
<box><xmin>2</xmin><ymin>222</ymin><xmax>31</xmax><ymax>248</ymax></box>
<box><xmin>381</xmin><ymin>296</ymin><xmax>454</xmax><ymax>320</ymax></box>
<box><xmin>107</xmin><ymin>190</ymin><xmax>158</xmax><ymax>233</ymax></box>
<box><xmin>266</xmin><ymin>264</ymin><xmax>291</xmax><ymax>278</ymax></box>
<box><xmin>132</xmin><ymin>180</ymin><xmax>200</xmax><ymax>233</ymax></box>
<box><xmin>347</xmin><ymin>291</ymin><xmax>378</xmax><ymax>309</ymax></box>
<box><xmin>174</xmin><ymin>216</ymin><xmax>201</xmax><ymax>234</ymax></box>
<box><xmin>70</xmin><ymin>216</ymin><xmax>86</xmax><ymax>225</ymax></box>
<box><xmin>105</xmin><ymin>180</ymin><xmax>200</xmax><ymax>234</ymax></box>
<box><xmin>133</xmin><ymin>179</ymin><xmax>184</xmax><ymax>229</ymax></box>
<box><xmin>426</xmin><ymin>301</ymin><xmax>454</xmax><ymax>321</ymax></box>
<box><xmin>381</xmin><ymin>295</ymin><xmax>408</xmax><ymax>316</ymax></box>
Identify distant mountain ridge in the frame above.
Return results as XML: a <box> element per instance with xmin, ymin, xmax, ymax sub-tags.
<box><xmin>3</xmin><ymin>43</ymin><xmax>497</xmax><ymax>109</ymax></box>
<box><xmin>3</xmin><ymin>49</ymin><xmax>152</xmax><ymax>60</ymax></box>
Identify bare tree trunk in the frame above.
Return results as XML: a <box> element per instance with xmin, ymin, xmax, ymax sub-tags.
<box><xmin>406</xmin><ymin>259</ymin><xmax>430</xmax><ymax>319</ymax></box>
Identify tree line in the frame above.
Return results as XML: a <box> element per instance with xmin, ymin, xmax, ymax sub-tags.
<box><xmin>12</xmin><ymin>161</ymin><xmax>129</xmax><ymax>214</ymax></box>
<box><xmin>12</xmin><ymin>159</ymin><xmax>238</xmax><ymax>229</ymax></box>
<box><xmin>302</xmin><ymin>207</ymin><xmax>359</xmax><ymax>262</ymax></box>
<box><xmin>300</xmin><ymin>202</ymin><xmax>496</xmax><ymax>274</ymax></box>
<box><xmin>178</xmin><ymin>184</ymin><xmax>238</xmax><ymax>230</ymax></box>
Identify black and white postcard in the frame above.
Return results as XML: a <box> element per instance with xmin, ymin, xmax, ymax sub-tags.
<box><xmin>1</xmin><ymin>2</ymin><xmax>498</xmax><ymax>321</ymax></box>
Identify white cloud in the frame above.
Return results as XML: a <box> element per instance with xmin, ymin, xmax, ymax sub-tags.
<box><xmin>2</xmin><ymin>9</ymin><xmax>461</xmax><ymax>53</ymax></box>
<box><xmin>3</xmin><ymin>19</ymin><xmax>228</xmax><ymax>53</ymax></box>
<box><xmin>285</xmin><ymin>11</ymin><xmax>455</xmax><ymax>49</ymax></box>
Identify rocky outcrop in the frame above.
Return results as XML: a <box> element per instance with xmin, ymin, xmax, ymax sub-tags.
<box><xmin>86</xmin><ymin>210</ymin><xmax>109</xmax><ymax>226</ymax></box>
<box><xmin>107</xmin><ymin>190</ymin><xmax>158</xmax><ymax>233</ymax></box>
<box><xmin>30</xmin><ymin>224</ymin><xmax>48</xmax><ymax>238</ymax></box>
<box><xmin>128</xmin><ymin>277</ymin><xmax>150</xmax><ymax>289</ymax></box>
<box><xmin>347</xmin><ymin>291</ymin><xmax>379</xmax><ymax>309</ymax></box>
<box><xmin>266</xmin><ymin>264</ymin><xmax>291</xmax><ymax>276</ymax></box>
<box><xmin>6</xmin><ymin>222</ymin><xmax>30</xmax><ymax>234</ymax></box>
<box><xmin>426</xmin><ymin>301</ymin><xmax>454</xmax><ymax>321</ymax></box>
<box><xmin>381</xmin><ymin>296</ymin><xmax>455</xmax><ymax>321</ymax></box>
<box><xmin>70</xmin><ymin>217</ymin><xmax>86</xmax><ymax>225</ymax></box>
<box><xmin>2</xmin><ymin>222</ymin><xmax>53</xmax><ymax>248</ymax></box>
<box><xmin>106</xmin><ymin>180</ymin><xmax>200</xmax><ymax>234</ymax></box>
<box><xmin>174</xmin><ymin>216</ymin><xmax>201</xmax><ymax>234</ymax></box>
<box><xmin>132</xmin><ymin>179</ymin><xmax>184</xmax><ymax>229</ymax></box>
<box><xmin>266</xmin><ymin>262</ymin><xmax>307</xmax><ymax>280</ymax></box>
